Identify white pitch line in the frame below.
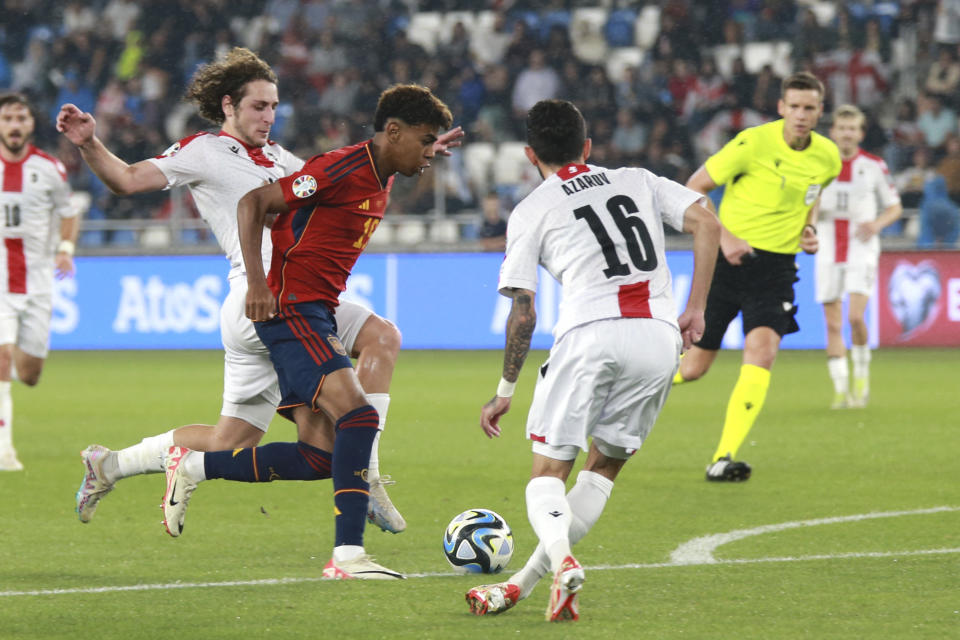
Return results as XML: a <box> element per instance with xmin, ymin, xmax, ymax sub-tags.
<box><xmin>669</xmin><ymin>505</ymin><xmax>960</xmax><ymax>565</ymax></box>
<box><xmin>3</xmin><ymin>547</ymin><xmax>958</xmax><ymax>598</ymax></box>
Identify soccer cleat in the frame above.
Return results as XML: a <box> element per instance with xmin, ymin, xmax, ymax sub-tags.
<box><xmin>851</xmin><ymin>378</ymin><xmax>869</xmax><ymax>408</ymax></box>
<box><xmin>830</xmin><ymin>392</ymin><xmax>853</xmax><ymax>409</ymax></box>
<box><xmin>76</xmin><ymin>445</ymin><xmax>115</xmax><ymax>522</ymax></box>
<box><xmin>367</xmin><ymin>475</ymin><xmax>407</xmax><ymax>534</ymax></box>
<box><xmin>321</xmin><ymin>555</ymin><xmax>405</xmax><ymax>580</ymax></box>
<box><xmin>466</xmin><ymin>582</ymin><xmax>522</xmax><ymax>615</ymax></box>
<box><xmin>0</xmin><ymin>447</ymin><xmax>23</xmax><ymax>471</ymax></box>
<box><xmin>546</xmin><ymin>555</ymin><xmax>584</xmax><ymax>622</ymax></box>
<box><xmin>161</xmin><ymin>446</ymin><xmax>199</xmax><ymax>538</ymax></box>
<box><xmin>705</xmin><ymin>455</ymin><xmax>752</xmax><ymax>482</ymax></box>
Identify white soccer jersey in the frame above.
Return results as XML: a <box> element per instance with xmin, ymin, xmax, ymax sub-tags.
<box><xmin>0</xmin><ymin>145</ymin><xmax>74</xmax><ymax>296</ymax></box>
<box><xmin>499</xmin><ymin>162</ymin><xmax>701</xmax><ymax>340</ymax></box>
<box><xmin>817</xmin><ymin>149</ymin><xmax>900</xmax><ymax>267</ymax></box>
<box><xmin>147</xmin><ymin>132</ymin><xmax>304</xmax><ymax>279</ymax></box>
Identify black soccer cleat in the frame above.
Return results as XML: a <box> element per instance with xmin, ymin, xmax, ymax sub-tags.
<box><xmin>705</xmin><ymin>455</ymin><xmax>752</xmax><ymax>482</ymax></box>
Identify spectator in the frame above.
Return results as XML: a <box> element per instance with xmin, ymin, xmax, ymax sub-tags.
<box><xmin>935</xmin><ymin>133</ymin><xmax>960</xmax><ymax>201</ymax></box>
<box><xmin>470</xmin><ymin>11</ymin><xmax>511</xmax><ymax>67</ymax></box>
<box><xmin>885</xmin><ymin>99</ymin><xmax>926</xmax><ymax>172</ymax></box>
<box><xmin>918</xmin><ymin>173</ymin><xmax>960</xmax><ymax>248</ymax></box>
<box><xmin>924</xmin><ymin>46</ymin><xmax>960</xmax><ymax>107</ymax></box>
<box><xmin>477</xmin><ymin>191</ymin><xmax>507</xmax><ymax>252</ymax></box>
<box><xmin>511</xmin><ymin>49</ymin><xmax>561</xmax><ymax>120</ymax></box>
<box><xmin>916</xmin><ymin>92</ymin><xmax>958</xmax><ymax>151</ymax></box>
<box><xmin>895</xmin><ymin>146</ymin><xmax>937</xmax><ymax>210</ymax></box>
<box><xmin>610</xmin><ymin>107</ymin><xmax>647</xmax><ymax>164</ymax></box>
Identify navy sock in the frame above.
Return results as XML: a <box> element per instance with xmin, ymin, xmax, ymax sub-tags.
<box><xmin>204</xmin><ymin>441</ymin><xmax>332</xmax><ymax>482</ymax></box>
<box><xmin>332</xmin><ymin>405</ymin><xmax>379</xmax><ymax>547</ymax></box>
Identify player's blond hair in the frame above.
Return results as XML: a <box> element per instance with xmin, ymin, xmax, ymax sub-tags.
<box><xmin>832</xmin><ymin>104</ymin><xmax>866</xmax><ymax>129</ymax></box>
<box><xmin>185</xmin><ymin>47</ymin><xmax>277</xmax><ymax>125</ymax></box>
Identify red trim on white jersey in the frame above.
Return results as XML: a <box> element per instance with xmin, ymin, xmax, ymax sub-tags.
<box><xmin>834</xmin><ymin>218</ymin><xmax>850</xmax><ymax>263</ymax></box>
<box><xmin>4</xmin><ymin>238</ymin><xmax>26</xmax><ymax>294</ymax></box>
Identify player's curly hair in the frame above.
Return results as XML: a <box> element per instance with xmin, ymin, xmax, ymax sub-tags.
<box><xmin>184</xmin><ymin>47</ymin><xmax>277</xmax><ymax>125</ymax></box>
<box><xmin>525</xmin><ymin>99</ymin><xmax>586</xmax><ymax>166</ymax></box>
<box><xmin>373</xmin><ymin>84</ymin><xmax>453</xmax><ymax>132</ymax></box>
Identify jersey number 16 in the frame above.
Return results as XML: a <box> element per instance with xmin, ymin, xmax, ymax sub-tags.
<box><xmin>574</xmin><ymin>194</ymin><xmax>657</xmax><ymax>278</ymax></box>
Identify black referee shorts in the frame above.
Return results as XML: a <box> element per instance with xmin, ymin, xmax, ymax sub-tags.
<box><xmin>696</xmin><ymin>248</ymin><xmax>800</xmax><ymax>351</ymax></box>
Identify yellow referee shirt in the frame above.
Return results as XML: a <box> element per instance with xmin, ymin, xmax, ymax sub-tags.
<box><xmin>705</xmin><ymin>120</ymin><xmax>842</xmax><ymax>254</ymax></box>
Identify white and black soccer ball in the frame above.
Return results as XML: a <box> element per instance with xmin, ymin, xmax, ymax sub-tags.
<box><xmin>442</xmin><ymin>508</ymin><xmax>514</xmax><ymax>574</ymax></box>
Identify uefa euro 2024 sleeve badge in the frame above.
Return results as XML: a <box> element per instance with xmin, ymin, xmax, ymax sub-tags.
<box><xmin>292</xmin><ymin>175</ymin><xmax>318</xmax><ymax>199</ymax></box>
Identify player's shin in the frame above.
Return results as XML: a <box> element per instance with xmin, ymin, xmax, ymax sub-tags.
<box><xmin>114</xmin><ymin>430</ymin><xmax>176</xmax><ymax>480</ymax></box>
<box><xmin>332</xmin><ymin>405</ymin><xmax>379</xmax><ymax>548</ymax></box>
<box><xmin>713</xmin><ymin>364</ymin><xmax>770</xmax><ymax>461</ymax></box>
<box><xmin>203</xmin><ymin>441</ymin><xmax>332</xmax><ymax>481</ymax></box>
<box><xmin>525</xmin><ymin>476</ymin><xmax>573</xmax><ymax>572</ymax></box>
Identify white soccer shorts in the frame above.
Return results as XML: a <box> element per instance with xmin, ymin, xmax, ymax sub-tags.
<box><xmin>526</xmin><ymin>317</ymin><xmax>681</xmax><ymax>458</ymax></box>
<box><xmin>815</xmin><ymin>260</ymin><xmax>876</xmax><ymax>303</ymax></box>
<box><xmin>218</xmin><ymin>278</ymin><xmax>375</xmax><ymax>430</ymax></box>
<box><xmin>0</xmin><ymin>293</ymin><xmax>52</xmax><ymax>359</ymax></box>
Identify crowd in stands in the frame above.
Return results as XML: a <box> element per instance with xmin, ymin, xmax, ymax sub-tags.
<box><xmin>1</xmin><ymin>0</ymin><xmax>958</xmax><ymax>248</ymax></box>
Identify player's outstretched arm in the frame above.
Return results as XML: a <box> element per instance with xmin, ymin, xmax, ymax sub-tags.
<box><xmin>480</xmin><ymin>287</ymin><xmax>536</xmax><ymax>438</ymax></box>
<box><xmin>56</xmin><ymin>103</ymin><xmax>167</xmax><ymax>195</ymax></box>
<box><xmin>679</xmin><ymin>201</ymin><xmax>721</xmax><ymax>351</ymax></box>
<box><xmin>238</xmin><ymin>182</ymin><xmax>288</xmax><ymax>321</ymax></box>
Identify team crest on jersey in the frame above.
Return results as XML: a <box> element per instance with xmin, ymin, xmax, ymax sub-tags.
<box><xmin>161</xmin><ymin>142</ymin><xmax>181</xmax><ymax>158</ymax></box>
<box><xmin>292</xmin><ymin>175</ymin><xmax>317</xmax><ymax>199</ymax></box>
<box><xmin>804</xmin><ymin>184</ymin><xmax>822</xmax><ymax>205</ymax></box>
<box><xmin>327</xmin><ymin>335</ymin><xmax>348</xmax><ymax>356</ymax></box>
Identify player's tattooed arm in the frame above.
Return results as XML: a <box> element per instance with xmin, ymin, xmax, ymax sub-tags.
<box><xmin>502</xmin><ymin>288</ymin><xmax>537</xmax><ymax>383</ymax></box>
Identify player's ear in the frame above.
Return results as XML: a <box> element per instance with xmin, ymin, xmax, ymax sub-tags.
<box><xmin>221</xmin><ymin>95</ymin><xmax>234</xmax><ymax>119</ymax></box>
<box><xmin>386</xmin><ymin>119</ymin><xmax>402</xmax><ymax>142</ymax></box>
<box><xmin>582</xmin><ymin>138</ymin><xmax>592</xmax><ymax>162</ymax></box>
<box><xmin>524</xmin><ymin>145</ymin><xmax>538</xmax><ymax>168</ymax></box>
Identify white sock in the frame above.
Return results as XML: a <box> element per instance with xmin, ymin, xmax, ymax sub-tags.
<box><xmin>0</xmin><ymin>381</ymin><xmax>12</xmax><ymax>449</ymax></box>
<box><xmin>333</xmin><ymin>544</ymin><xmax>365</xmax><ymax>563</ymax></box>
<box><xmin>511</xmin><ymin>471</ymin><xmax>613</xmax><ymax>598</ymax></box>
<box><xmin>827</xmin><ymin>356</ymin><xmax>849</xmax><ymax>394</ymax></box>
<box><xmin>525</xmin><ymin>476</ymin><xmax>572</xmax><ymax>574</ymax></box>
<box><xmin>365</xmin><ymin>393</ymin><xmax>390</xmax><ymax>480</ymax></box>
<box><xmin>850</xmin><ymin>344</ymin><xmax>871</xmax><ymax>382</ymax></box>
<box><xmin>183</xmin><ymin>449</ymin><xmax>206</xmax><ymax>481</ymax></box>
<box><xmin>114</xmin><ymin>430</ymin><xmax>176</xmax><ymax>480</ymax></box>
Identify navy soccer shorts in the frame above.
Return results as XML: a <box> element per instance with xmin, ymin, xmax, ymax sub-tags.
<box><xmin>697</xmin><ymin>248</ymin><xmax>800</xmax><ymax>350</ymax></box>
<box><xmin>254</xmin><ymin>301</ymin><xmax>354</xmax><ymax>420</ymax></box>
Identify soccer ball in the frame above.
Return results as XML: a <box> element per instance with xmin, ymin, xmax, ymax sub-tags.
<box><xmin>442</xmin><ymin>508</ymin><xmax>514</xmax><ymax>574</ymax></box>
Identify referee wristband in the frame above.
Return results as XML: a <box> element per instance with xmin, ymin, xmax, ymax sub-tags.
<box><xmin>57</xmin><ymin>240</ymin><xmax>75</xmax><ymax>256</ymax></box>
<box><xmin>496</xmin><ymin>378</ymin><xmax>516</xmax><ymax>398</ymax></box>
<box><xmin>803</xmin><ymin>224</ymin><xmax>817</xmax><ymax>236</ymax></box>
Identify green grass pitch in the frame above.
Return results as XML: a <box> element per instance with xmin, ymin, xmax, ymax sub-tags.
<box><xmin>1</xmin><ymin>348</ymin><xmax>957</xmax><ymax>639</ymax></box>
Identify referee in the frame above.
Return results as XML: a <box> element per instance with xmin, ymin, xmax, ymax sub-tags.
<box><xmin>674</xmin><ymin>71</ymin><xmax>842</xmax><ymax>482</ymax></box>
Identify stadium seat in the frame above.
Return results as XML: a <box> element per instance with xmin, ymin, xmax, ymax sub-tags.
<box><xmin>394</xmin><ymin>219</ymin><xmax>427</xmax><ymax>245</ymax></box>
<box><xmin>540</xmin><ymin>9</ymin><xmax>572</xmax><ymax>42</ymax></box>
<box><xmin>438</xmin><ymin>11</ymin><xmax>476</xmax><ymax>45</ymax></box>
<box><xmin>493</xmin><ymin>142</ymin><xmax>529</xmax><ymax>187</ymax></box>
<box><xmin>635</xmin><ymin>4</ymin><xmax>661</xmax><ymax>50</ymax></box>
<box><xmin>711</xmin><ymin>43</ymin><xmax>742</xmax><ymax>79</ymax></box>
<box><xmin>808</xmin><ymin>1</ymin><xmax>837</xmax><ymax>26</ymax></box>
<box><xmin>606</xmin><ymin>47</ymin><xmax>646</xmax><ymax>86</ymax></box>
<box><xmin>742</xmin><ymin>42</ymin><xmax>776</xmax><ymax>74</ymax></box>
<box><xmin>464</xmin><ymin>142</ymin><xmax>496</xmax><ymax>197</ymax></box>
<box><xmin>406</xmin><ymin>12</ymin><xmax>442</xmax><ymax>54</ymax></box>
<box><xmin>429</xmin><ymin>219</ymin><xmax>460</xmax><ymax>243</ymax></box>
<box><xmin>570</xmin><ymin>8</ymin><xmax>609</xmax><ymax>64</ymax></box>
<box><xmin>604</xmin><ymin>9</ymin><xmax>637</xmax><ymax>48</ymax></box>
<box><xmin>140</xmin><ymin>226</ymin><xmax>172</xmax><ymax>248</ymax></box>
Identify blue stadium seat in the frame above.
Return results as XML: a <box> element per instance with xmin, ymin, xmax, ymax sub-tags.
<box><xmin>604</xmin><ymin>9</ymin><xmax>637</xmax><ymax>48</ymax></box>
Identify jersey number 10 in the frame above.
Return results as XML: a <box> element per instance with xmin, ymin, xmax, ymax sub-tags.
<box><xmin>574</xmin><ymin>194</ymin><xmax>657</xmax><ymax>278</ymax></box>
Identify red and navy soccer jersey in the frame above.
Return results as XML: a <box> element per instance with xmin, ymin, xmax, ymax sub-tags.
<box><xmin>270</xmin><ymin>140</ymin><xmax>392</xmax><ymax>311</ymax></box>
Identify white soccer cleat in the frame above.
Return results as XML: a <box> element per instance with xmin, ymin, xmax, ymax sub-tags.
<box><xmin>466</xmin><ymin>582</ymin><xmax>522</xmax><ymax>615</ymax></box>
<box><xmin>367</xmin><ymin>475</ymin><xmax>407</xmax><ymax>534</ymax></box>
<box><xmin>161</xmin><ymin>446</ymin><xmax>199</xmax><ymax>538</ymax></box>
<box><xmin>321</xmin><ymin>554</ymin><xmax>405</xmax><ymax>580</ymax></box>
<box><xmin>0</xmin><ymin>447</ymin><xmax>23</xmax><ymax>471</ymax></box>
<box><xmin>546</xmin><ymin>555</ymin><xmax>584</xmax><ymax>622</ymax></box>
<box><xmin>830</xmin><ymin>392</ymin><xmax>853</xmax><ymax>409</ymax></box>
<box><xmin>76</xmin><ymin>445</ymin><xmax>115</xmax><ymax>522</ymax></box>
